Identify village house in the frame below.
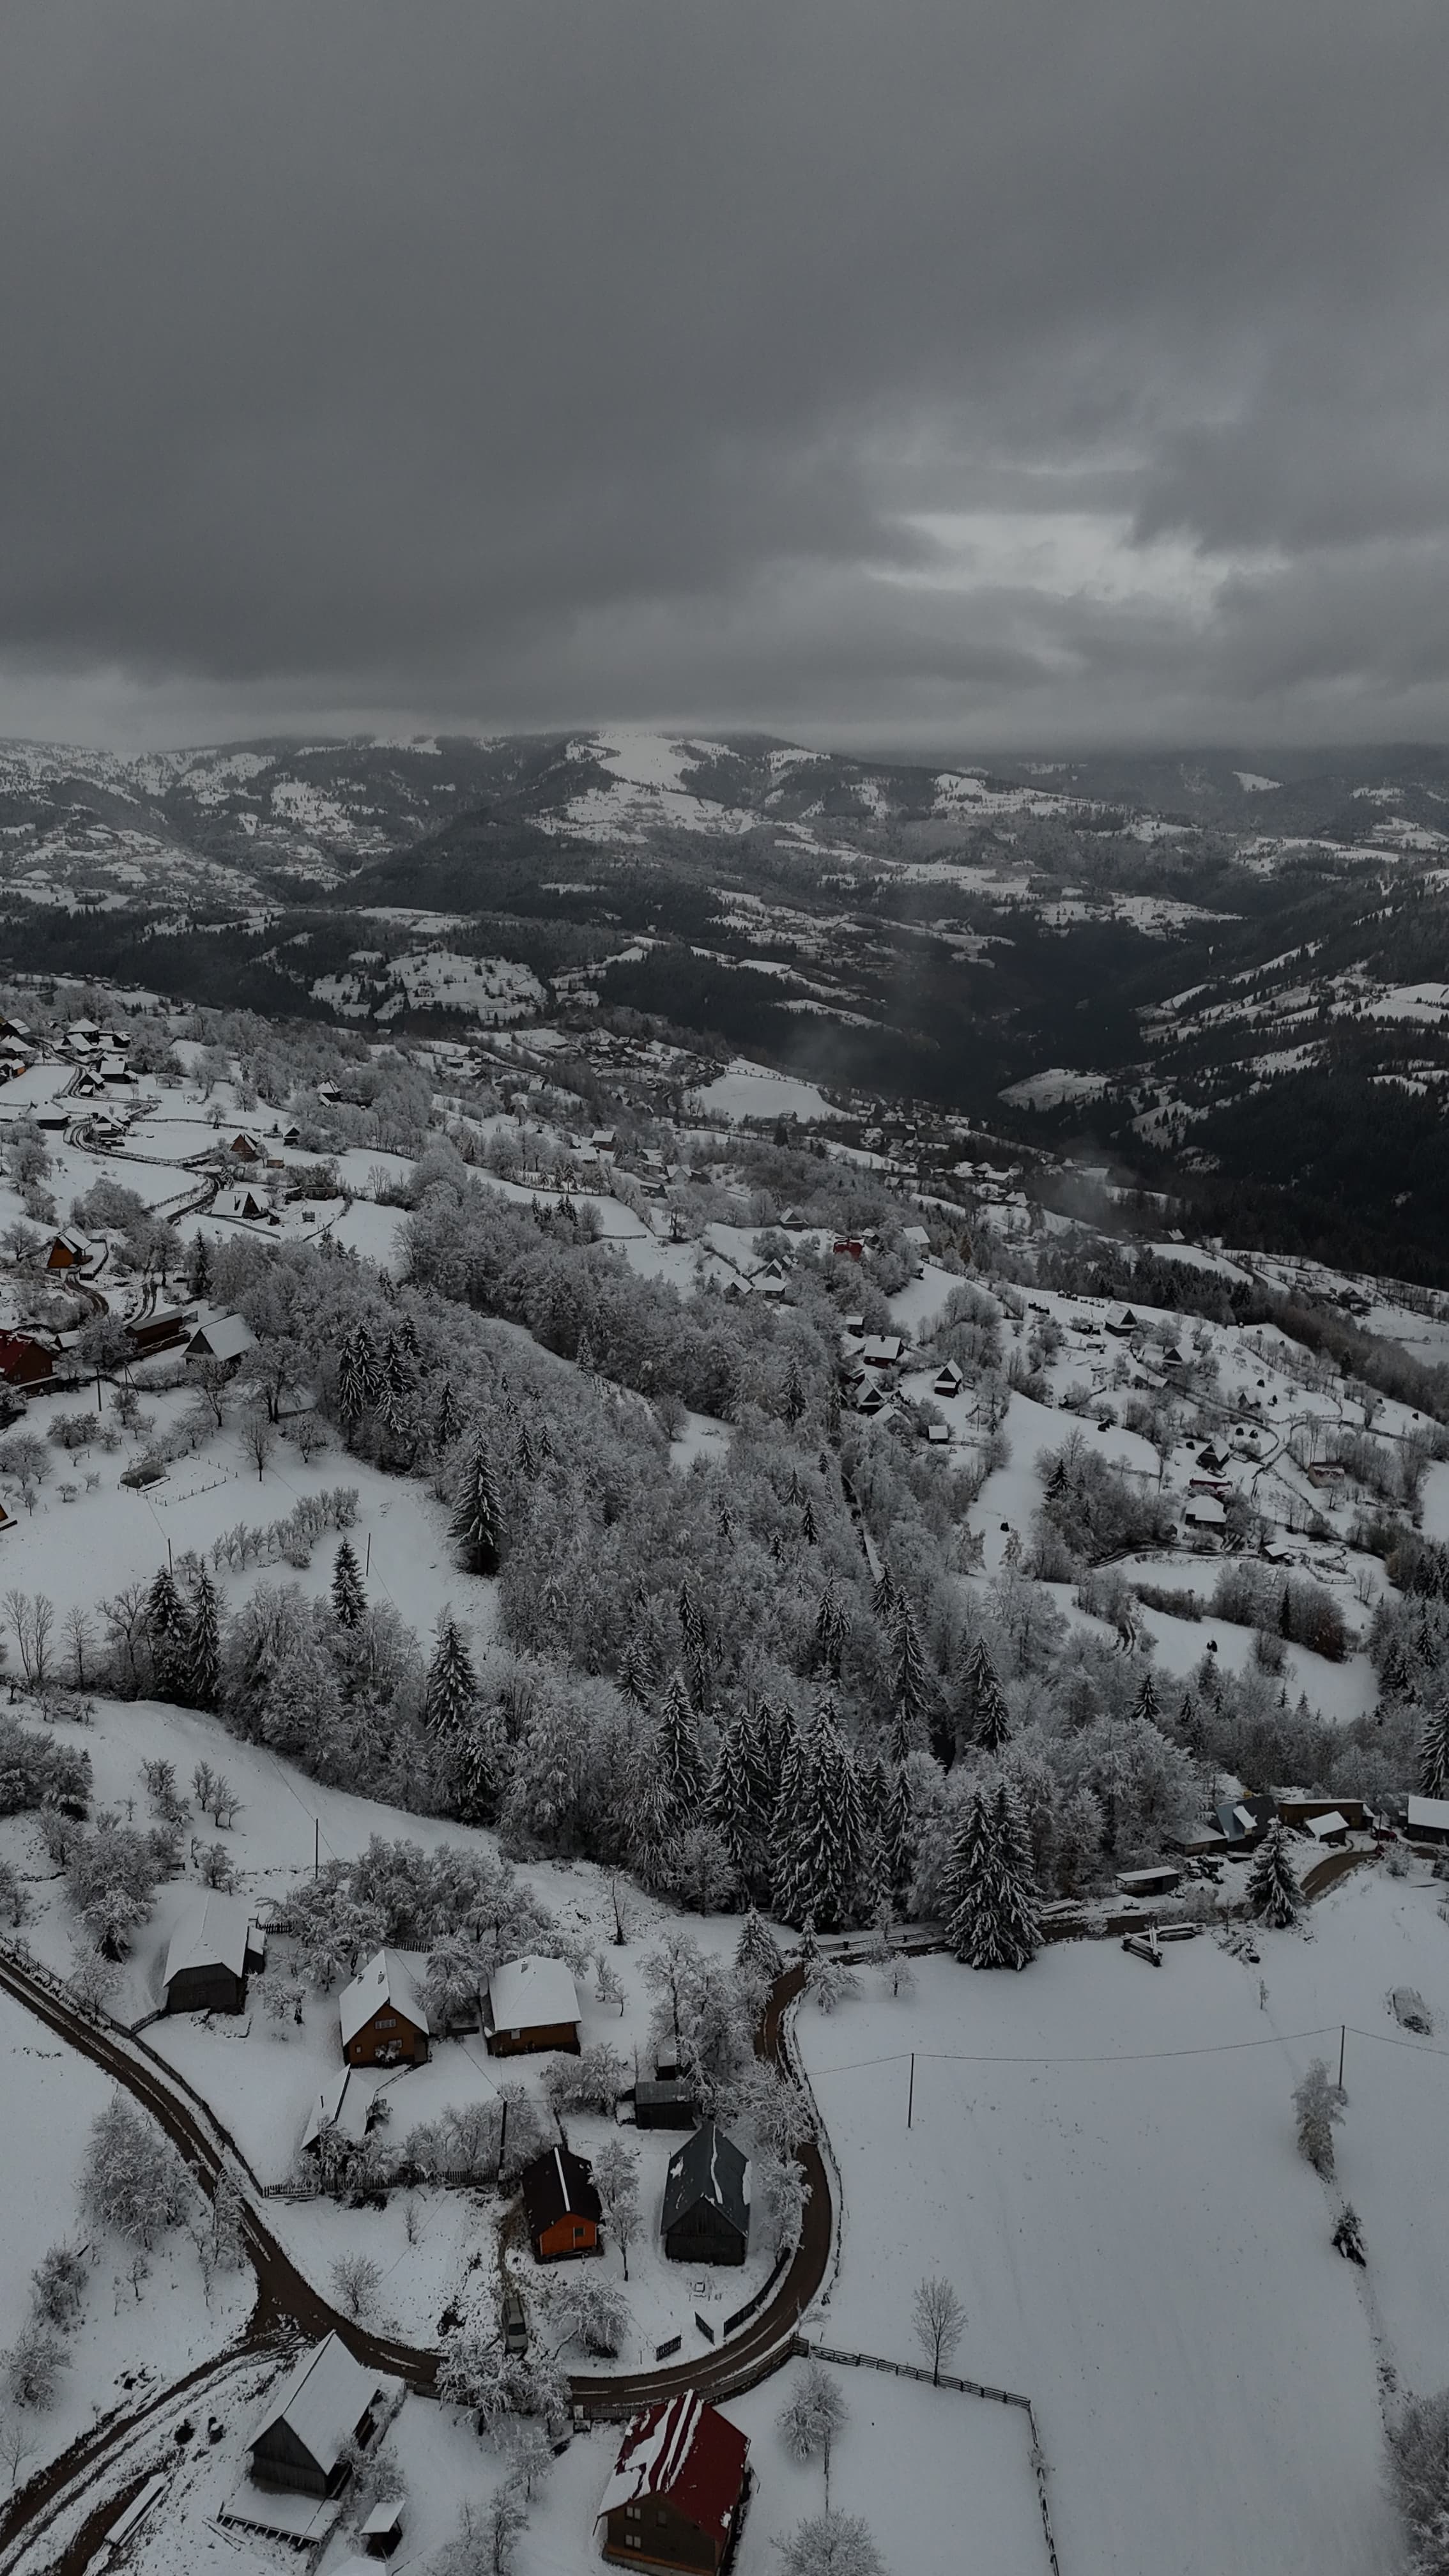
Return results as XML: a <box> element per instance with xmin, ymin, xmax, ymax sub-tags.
<box><xmin>660</xmin><ymin>2120</ymin><xmax>750</xmax><ymax>2267</ymax></box>
<box><xmin>162</xmin><ymin>1890</ymin><xmax>265</xmax><ymax>2015</ymax></box>
<box><xmin>126</xmin><ymin>1307</ymin><xmax>193</xmax><ymax>1358</ymax></box>
<box><xmin>933</xmin><ymin>1359</ymin><xmax>964</xmax><ymax>1399</ymax></box>
<box><xmin>597</xmin><ymin>2391</ymin><xmax>750</xmax><ymax>2575</ymax></box>
<box><xmin>339</xmin><ymin>1949</ymin><xmax>430</xmax><ymax>2067</ymax></box>
<box><xmin>300</xmin><ymin>2066</ymin><xmax>376</xmax><ymax>2160</ymax></box>
<box><xmin>859</xmin><ymin>1333</ymin><xmax>904</xmax><ymax>1369</ymax></box>
<box><xmin>1406</xmin><ymin>1795</ymin><xmax>1449</xmax><ymax>1848</ymax></box>
<box><xmin>247</xmin><ymin>2333</ymin><xmax>385</xmax><ymax>2499</ymax></box>
<box><xmin>214</xmin><ymin>1184</ymin><xmax>273</xmax><ymax>1223</ymax></box>
<box><xmin>226</xmin><ymin>1131</ymin><xmax>265</xmax><ymax>1163</ymax></box>
<box><xmin>44</xmin><ymin>1230</ymin><xmax>93</xmax><ymax>1272</ymax></box>
<box><xmin>184</xmin><ymin>1312</ymin><xmax>257</xmax><ymax>1367</ymax></box>
<box><xmin>522</xmin><ymin>2143</ymin><xmax>602</xmax><ymax>2263</ymax></box>
<box><xmin>484</xmin><ymin>1954</ymin><xmax>580</xmax><ymax>2056</ymax></box>
<box><xmin>0</xmin><ymin>1330</ymin><xmax>56</xmax><ymax>1388</ymax></box>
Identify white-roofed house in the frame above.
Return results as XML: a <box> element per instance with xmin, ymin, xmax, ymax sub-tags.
<box><xmin>163</xmin><ymin>1890</ymin><xmax>265</xmax><ymax>2014</ymax></box>
<box><xmin>185</xmin><ymin>1312</ymin><xmax>257</xmax><ymax>1367</ymax></box>
<box><xmin>247</xmin><ymin>2332</ymin><xmax>386</xmax><ymax>2499</ymax></box>
<box><xmin>339</xmin><ymin>1949</ymin><xmax>430</xmax><ymax>2067</ymax></box>
<box><xmin>484</xmin><ymin>1954</ymin><xmax>581</xmax><ymax>2057</ymax></box>
<box><xmin>1407</xmin><ymin>1795</ymin><xmax>1449</xmax><ymax>1847</ymax></box>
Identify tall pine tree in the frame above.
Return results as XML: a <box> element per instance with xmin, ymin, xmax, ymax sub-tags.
<box><xmin>184</xmin><ymin>1565</ymin><xmax>221</xmax><ymax>1712</ymax></box>
<box><xmin>1418</xmin><ymin>1697</ymin><xmax>1449</xmax><ymax>1799</ymax></box>
<box><xmin>425</xmin><ymin>1615</ymin><xmax>479</xmax><ymax>1743</ymax></box>
<box><xmin>451</xmin><ymin>1439</ymin><xmax>502</xmax><ymax>1576</ymax></box>
<box><xmin>146</xmin><ymin>1566</ymin><xmax>187</xmax><ymax>1702</ymax></box>
<box><xmin>1245</xmin><ymin>1821</ymin><xmax>1303</xmax><ymax>1929</ymax></box>
<box><xmin>331</xmin><ymin>1537</ymin><xmax>366</xmax><ymax>1629</ymax></box>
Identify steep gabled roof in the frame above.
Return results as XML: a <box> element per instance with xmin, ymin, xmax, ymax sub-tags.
<box><xmin>339</xmin><ymin>1949</ymin><xmax>429</xmax><ymax>2048</ymax></box>
<box><xmin>521</xmin><ymin>2144</ymin><xmax>600</xmax><ymax>2239</ymax></box>
<box><xmin>163</xmin><ymin>1890</ymin><xmax>254</xmax><ymax>1988</ymax></box>
<box><xmin>661</xmin><ymin>2120</ymin><xmax>749</xmax><ymax>2240</ymax></box>
<box><xmin>596</xmin><ymin>2393</ymin><xmax>748</xmax><ymax>2539</ymax></box>
<box><xmin>249</xmin><ymin>2333</ymin><xmax>383</xmax><ymax>2478</ymax></box>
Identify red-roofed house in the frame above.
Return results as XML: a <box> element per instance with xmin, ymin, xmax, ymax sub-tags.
<box><xmin>597</xmin><ymin>2393</ymin><xmax>749</xmax><ymax>2573</ymax></box>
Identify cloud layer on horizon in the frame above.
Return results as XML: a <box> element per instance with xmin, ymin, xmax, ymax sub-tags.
<box><xmin>3</xmin><ymin>0</ymin><xmax>1448</xmax><ymax>753</ymax></box>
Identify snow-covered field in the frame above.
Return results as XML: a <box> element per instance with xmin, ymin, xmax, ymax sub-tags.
<box><xmin>795</xmin><ymin>1871</ymin><xmax>1449</xmax><ymax>2576</ymax></box>
<box><xmin>690</xmin><ymin>1061</ymin><xmax>838</xmax><ymax>1126</ymax></box>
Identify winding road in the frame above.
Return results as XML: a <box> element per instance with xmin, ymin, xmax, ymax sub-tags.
<box><xmin>0</xmin><ymin>1949</ymin><xmax>834</xmax><ymax>2573</ymax></box>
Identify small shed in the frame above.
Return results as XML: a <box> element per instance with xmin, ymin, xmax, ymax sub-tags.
<box><xmin>127</xmin><ymin>1307</ymin><xmax>191</xmax><ymax>1357</ymax></box>
<box><xmin>597</xmin><ymin>2392</ymin><xmax>749</xmax><ymax>2575</ymax></box>
<box><xmin>248</xmin><ymin>2333</ymin><xmax>385</xmax><ymax>2499</ymax></box>
<box><xmin>1406</xmin><ymin>1795</ymin><xmax>1449</xmax><ymax>1847</ymax></box>
<box><xmin>1114</xmin><ymin>1866</ymin><xmax>1181</xmax><ymax>1899</ymax></box>
<box><xmin>339</xmin><ymin>1950</ymin><xmax>430</xmax><ymax>2067</ymax></box>
<box><xmin>1304</xmin><ymin>1811</ymin><xmax>1350</xmax><ymax>1847</ymax></box>
<box><xmin>634</xmin><ymin>2078</ymin><xmax>700</xmax><ymax>2131</ymax></box>
<box><xmin>360</xmin><ymin>2497</ymin><xmax>406</xmax><ymax>2557</ymax></box>
<box><xmin>300</xmin><ymin>2066</ymin><xmax>376</xmax><ymax>2158</ymax></box>
<box><xmin>661</xmin><ymin>2120</ymin><xmax>749</xmax><ymax>2267</ymax></box>
<box><xmin>933</xmin><ymin>1361</ymin><xmax>963</xmax><ymax>1399</ymax></box>
<box><xmin>484</xmin><ymin>1955</ymin><xmax>580</xmax><ymax>2057</ymax></box>
<box><xmin>164</xmin><ymin>1891</ymin><xmax>264</xmax><ymax>2015</ymax></box>
<box><xmin>521</xmin><ymin>2144</ymin><xmax>602</xmax><ymax>2263</ymax></box>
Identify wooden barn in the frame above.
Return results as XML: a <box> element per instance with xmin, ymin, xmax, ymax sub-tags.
<box><xmin>484</xmin><ymin>1954</ymin><xmax>580</xmax><ymax>2057</ymax></box>
<box><xmin>634</xmin><ymin>2077</ymin><xmax>700</xmax><ymax>2131</ymax></box>
<box><xmin>596</xmin><ymin>2391</ymin><xmax>749</xmax><ymax>2575</ymax></box>
<box><xmin>247</xmin><ymin>2333</ymin><xmax>385</xmax><ymax>2499</ymax></box>
<box><xmin>339</xmin><ymin>1950</ymin><xmax>430</xmax><ymax>2067</ymax></box>
<box><xmin>521</xmin><ymin>2144</ymin><xmax>602</xmax><ymax>2263</ymax></box>
<box><xmin>0</xmin><ymin>1331</ymin><xmax>56</xmax><ymax>1388</ymax></box>
<box><xmin>661</xmin><ymin>2120</ymin><xmax>749</xmax><ymax>2267</ymax></box>
<box><xmin>163</xmin><ymin>1891</ymin><xmax>264</xmax><ymax>2015</ymax></box>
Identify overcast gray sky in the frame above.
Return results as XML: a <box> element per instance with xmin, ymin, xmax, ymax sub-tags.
<box><xmin>3</xmin><ymin>0</ymin><xmax>1447</xmax><ymax>753</ymax></box>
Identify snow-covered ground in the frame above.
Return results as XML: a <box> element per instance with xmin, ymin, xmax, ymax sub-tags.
<box><xmin>795</xmin><ymin>1873</ymin><xmax>1449</xmax><ymax>2576</ymax></box>
<box><xmin>690</xmin><ymin>1061</ymin><xmax>838</xmax><ymax>1126</ymax></box>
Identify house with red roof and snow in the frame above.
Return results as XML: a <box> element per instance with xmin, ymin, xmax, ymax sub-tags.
<box><xmin>596</xmin><ymin>2391</ymin><xmax>749</xmax><ymax>2573</ymax></box>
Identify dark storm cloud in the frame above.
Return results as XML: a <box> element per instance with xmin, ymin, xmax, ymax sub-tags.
<box><xmin>1</xmin><ymin>0</ymin><xmax>1447</xmax><ymax>748</ymax></box>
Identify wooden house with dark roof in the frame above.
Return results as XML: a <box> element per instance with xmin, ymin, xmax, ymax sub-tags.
<box><xmin>597</xmin><ymin>2391</ymin><xmax>749</xmax><ymax>2575</ymax></box>
<box><xmin>521</xmin><ymin>2143</ymin><xmax>601</xmax><ymax>2263</ymax></box>
<box><xmin>660</xmin><ymin>2120</ymin><xmax>749</xmax><ymax>2267</ymax></box>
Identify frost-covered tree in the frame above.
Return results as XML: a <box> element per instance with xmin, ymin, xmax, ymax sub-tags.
<box><xmin>735</xmin><ymin>1905</ymin><xmax>784</xmax><ymax>1999</ymax></box>
<box><xmin>425</xmin><ymin>1615</ymin><xmax>479</xmax><ymax>1743</ymax></box>
<box><xmin>144</xmin><ymin>1566</ymin><xmax>188</xmax><ymax>1701</ymax></box>
<box><xmin>1246</xmin><ymin>1821</ymin><xmax>1303</xmax><ymax>1929</ymax></box>
<box><xmin>1420</xmin><ymin>1698</ymin><xmax>1449</xmax><ymax>1801</ymax></box>
<box><xmin>1387</xmin><ymin>2387</ymin><xmax>1449</xmax><ymax>2573</ymax></box>
<box><xmin>592</xmin><ymin>2135</ymin><xmax>641</xmax><ymax>2280</ymax></box>
<box><xmin>777</xmin><ymin>2513</ymin><xmax>885</xmax><ymax>2576</ymax></box>
<box><xmin>967</xmin><ymin>1639</ymin><xmax>1012</xmax><ymax>1752</ymax></box>
<box><xmin>451</xmin><ymin>1439</ymin><xmax>502</xmax><ymax>1577</ymax></box>
<box><xmin>639</xmin><ymin>1672</ymin><xmax>707</xmax><ymax>1859</ymax></box>
<box><xmin>29</xmin><ymin>2243</ymin><xmax>86</xmax><ymax>2331</ymax></box>
<box><xmin>180</xmin><ymin>1563</ymin><xmax>220</xmax><ymax>1712</ymax></box>
<box><xmin>3</xmin><ymin>2322</ymin><xmax>66</xmax><ymax>2412</ymax></box>
<box><xmin>780</xmin><ymin>2363</ymin><xmax>848</xmax><ymax>2504</ymax></box>
<box><xmin>80</xmin><ymin>2097</ymin><xmax>194</xmax><ymax>2246</ymax></box>
<box><xmin>331</xmin><ymin>1537</ymin><xmax>366</xmax><ymax>1629</ymax></box>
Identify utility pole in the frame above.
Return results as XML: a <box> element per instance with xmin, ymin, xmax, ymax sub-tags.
<box><xmin>907</xmin><ymin>2051</ymin><xmax>916</xmax><ymax>2129</ymax></box>
<box><xmin>1338</xmin><ymin>2024</ymin><xmax>1346</xmax><ymax>2091</ymax></box>
<box><xmin>314</xmin><ymin>1817</ymin><xmax>319</xmax><ymax>1880</ymax></box>
<box><xmin>365</xmin><ymin>1534</ymin><xmax>371</xmax><ymax>1578</ymax></box>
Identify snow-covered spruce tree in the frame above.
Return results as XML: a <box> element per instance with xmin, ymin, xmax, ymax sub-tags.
<box><xmin>434</xmin><ymin>1377</ymin><xmax>463</xmax><ymax>1453</ymax></box>
<box><xmin>770</xmin><ymin>1722</ymin><xmax>815</xmax><ymax>1928</ymax></box>
<box><xmin>144</xmin><ymin>1566</ymin><xmax>187</xmax><ymax>1702</ymax></box>
<box><xmin>1419</xmin><ymin>1697</ymin><xmax>1449</xmax><ymax>1800</ymax></box>
<box><xmin>637</xmin><ymin>1672</ymin><xmax>707</xmax><ymax>1865</ymax></box>
<box><xmin>736</xmin><ymin>1905</ymin><xmax>785</xmax><ymax>1995</ymax></box>
<box><xmin>981</xmin><ymin>1781</ymin><xmax>1042</xmax><ymax>1970</ymax></box>
<box><xmin>942</xmin><ymin>1788</ymin><xmax>993</xmax><ymax>1961</ymax></box>
<box><xmin>617</xmin><ymin>1623</ymin><xmax>657</xmax><ymax>1708</ymax></box>
<box><xmin>815</xmin><ymin>1577</ymin><xmax>847</xmax><ymax>1680</ymax></box>
<box><xmin>451</xmin><ymin>1438</ymin><xmax>503</xmax><ymax>1577</ymax></box>
<box><xmin>1246</xmin><ymin>1821</ymin><xmax>1303</xmax><ymax>1929</ymax></box>
<box><xmin>183</xmin><ymin>1565</ymin><xmax>222</xmax><ymax>1712</ymax></box>
<box><xmin>792</xmin><ymin>1703</ymin><xmax>867</xmax><ymax>1934</ymax></box>
<box><xmin>882</xmin><ymin>1763</ymin><xmax>915</xmax><ymax>1911</ymax></box>
<box><xmin>971</xmin><ymin>1642</ymin><xmax>1013</xmax><ymax>1752</ymax></box>
<box><xmin>889</xmin><ymin>1591</ymin><xmax>933</xmax><ymax>1735</ymax></box>
<box><xmin>709</xmin><ymin>1711</ymin><xmax>770</xmax><ymax>1891</ymax></box>
<box><xmin>335</xmin><ymin>1326</ymin><xmax>369</xmax><ymax>1425</ymax></box>
<box><xmin>330</xmin><ymin>1537</ymin><xmax>366</xmax><ymax>1630</ymax></box>
<box><xmin>1131</xmin><ymin>1669</ymin><xmax>1160</xmax><ymax>1728</ymax></box>
<box><xmin>425</xmin><ymin>1615</ymin><xmax>479</xmax><ymax>1744</ymax></box>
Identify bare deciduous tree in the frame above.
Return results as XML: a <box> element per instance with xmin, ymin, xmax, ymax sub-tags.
<box><xmin>912</xmin><ymin>2276</ymin><xmax>965</xmax><ymax>2385</ymax></box>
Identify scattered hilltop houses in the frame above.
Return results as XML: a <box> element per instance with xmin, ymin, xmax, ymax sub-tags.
<box><xmin>597</xmin><ymin>2392</ymin><xmax>750</xmax><ymax>2575</ymax></box>
<box><xmin>521</xmin><ymin>2143</ymin><xmax>602</xmax><ymax>2262</ymax></box>
<box><xmin>484</xmin><ymin>1954</ymin><xmax>581</xmax><ymax>2056</ymax></box>
<box><xmin>184</xmin><ymin>1312</ymin><xmax>257</xmax><ymax>1367</ymax></box>
<box><xmin>339</xmin><ymin>1950</ymin><xmax>430</xmax><ymax>2067</ymax></box>
<box><xmin>162</xmin><ymin>1890</ymin><xmax>265</xmax><ymax>2015</ymax></box>
<box><xmin>247</xmin><ymin>2332</ymin><xmax>385</xmax><ymax>2499</ymax></box>
<box><xmin>661</xmin><ymin>2120</ymin><xmax>750</xmax><ymax>2267</ymax></box>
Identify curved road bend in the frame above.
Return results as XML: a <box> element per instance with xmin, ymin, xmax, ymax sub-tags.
<box><xmin>0</xmin><ymin>1954</ymin><xmax>834</xmax><ymax>2563</ymax></box>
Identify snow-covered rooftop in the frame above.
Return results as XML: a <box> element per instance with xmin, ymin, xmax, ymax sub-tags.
<box><xmin>163</xmin><ymin>1890</ymin><xmax>254</xmax><ymax>1988</ymax></box>
<box><xmin>338</xmin><ymin>1948</ymin><xmax>429</xmax><ymax>2048</ymax></box>
<box><xmin>249</xmin><ymin>2332</ymin><xmax>382</xmax><ymax>2478</ymax></box>
<box><xmin>487</xmin><ymin>1953</ymin><xmax>578</xmax><ymax>2032</ymax></box>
